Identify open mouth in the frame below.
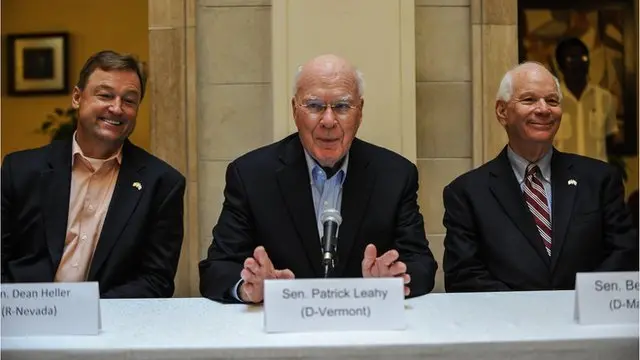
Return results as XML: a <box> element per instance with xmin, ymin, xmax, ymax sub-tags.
<box><xmin>99</xmin><ymin>117</ymin><xmax>123</xmax><ymax>126</ymax></box>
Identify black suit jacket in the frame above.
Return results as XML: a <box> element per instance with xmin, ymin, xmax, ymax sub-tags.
<box><xmin>1</xmin><ymin>139</ymin><xmax>186</xmax><ymax>298</ymax></box>
<box><xmin>443</xmin><ymin>147</ymin><xmax>638</xmax><ymax>292</ymax></box>
<box><xmin>199</xmin><ymin>133</ymin><xmax>437</xmax><ymax>303</ymax></box>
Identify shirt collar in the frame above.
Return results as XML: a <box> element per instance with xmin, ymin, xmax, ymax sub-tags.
<box><xmin>507</xmin><ymin>146</ymin><xmax>552</xmax><ymax>184</ymax></box>
<box><xmin>72</xmin><ymin>131</ymin><xmax>123</xmax><ymax>169</ymax></box>
<box><xmin>303</xmin><ymin>149</ymin><xmax>349</xmax><ymax>186</ymax></box>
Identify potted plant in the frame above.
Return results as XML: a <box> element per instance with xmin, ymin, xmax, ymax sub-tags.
<box><xmin>38</xmin><ymin>107</ymin><xmax>77</xmax><ymax>141</ymax></box>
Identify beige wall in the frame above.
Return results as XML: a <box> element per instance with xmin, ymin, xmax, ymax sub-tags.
<box><xmin>415</xmin><ymin>0</ymin><xmax>473</xmax><ymax>292</ymax></box>
<box><xmin>196</xmin><ymin>0</ymin><xmax>273</xmax><ymax>264</ymax></box>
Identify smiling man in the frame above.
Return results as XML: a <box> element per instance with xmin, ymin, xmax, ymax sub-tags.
<box><xmin>442</xmin><ymin>62</ymin><xmax>637</xmax><ymax>292</ymax></box>
<box><xmin>199</xmin><ymin>54</ymin><xmax>437</xmax><ymax>303</ymax></box>
<box><xmin>1</xmin><ymin>50</ymin><xmax>186</xmax><ymax>298</ymax></box>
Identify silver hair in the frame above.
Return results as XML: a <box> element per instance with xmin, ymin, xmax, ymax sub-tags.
<box><xmin>496</xmin><ymin>61</ymin><xmax>563</xmax><ymax>102</ymax></box>
<box><xmin>292</xmin><ymin>65</ymin><xmax>365</xmax><ymax>97</ymax></box>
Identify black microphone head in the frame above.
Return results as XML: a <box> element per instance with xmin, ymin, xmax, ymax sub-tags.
<box><xmin>320</xmin><ymin>208</ymin><xmax>342</xmax><ymax>225</ymax></box>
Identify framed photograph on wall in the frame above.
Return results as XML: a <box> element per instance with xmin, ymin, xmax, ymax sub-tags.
<box><xmin>6</xmin><ymin>32</ymin><xmax>70</xmax><ymax>96</ymax></box>
<box><xmin>518</xmin><ymin>0</ymin><xmax>638</xmax><ymax>157</ymax></box>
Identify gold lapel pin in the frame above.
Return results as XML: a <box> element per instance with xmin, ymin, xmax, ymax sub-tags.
<box><xmin>132</xmin><ymin>182</ymin><xmax>142</xmax><ymax>190</ymax></box>
<box><xmin>567</xmin><ymin>179</ymin><xmax>577</xmax><ymax>186</ymax></box>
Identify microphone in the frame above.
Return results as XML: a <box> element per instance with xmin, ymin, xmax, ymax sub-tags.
<box><xmin>320</xmin><ymin>208</ymin><xmax>342</xmax><ymax>278</ymax></box>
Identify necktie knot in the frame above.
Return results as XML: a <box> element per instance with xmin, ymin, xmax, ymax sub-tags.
<box><xmin>526</xmin><ymin>164</ymin><xmax>540</xmax><ymax>180</ymax></box>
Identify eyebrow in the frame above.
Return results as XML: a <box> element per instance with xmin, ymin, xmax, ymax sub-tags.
<box><xmin>95</xmin><ymin>85</ymin><xmax>140</xmax><ymax>98</ymax></box>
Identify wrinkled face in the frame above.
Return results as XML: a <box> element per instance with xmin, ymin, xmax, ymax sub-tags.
<box><xmin>292</xmin><ymin>70</ymin><xmax>363</xmax><ymax>167</ymax></box>
<box><xmin>496</xmin><ymin>68</ymin><xmax>562</xmax><ymax>148</ymax></box>
<box><xmin>72</xmin><ymin>69</ymin><xmax>141</xmax><ymax>147</ymax></box>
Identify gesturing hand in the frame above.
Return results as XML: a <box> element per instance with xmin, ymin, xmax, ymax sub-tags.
<box><xmin>361</xmin><ymin>244</ymin><xmax>411</xmax><ymax>296</ymax></box>
<box><xmin>239</xmin><ymin>246</ymin><xmax>295</xmax><ymax>303</ymax></box>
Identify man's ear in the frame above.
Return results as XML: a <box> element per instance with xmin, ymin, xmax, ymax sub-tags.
<box><xmin>495</xmin><ymin>100</ymin><xmax>508</xmax><ymax>127</ymax></box>
<box><xmin>71</xmin><ymin>86</ymin><xmax>82</xmax><ymax>109</ymax></box>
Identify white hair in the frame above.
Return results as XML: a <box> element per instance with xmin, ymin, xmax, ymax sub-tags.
<box><xmin>292</xmin><ymin>65</ymin><xmax>365</xmax><ymax>97</ymax></box>
<box><xmin>496</xmin><ymin>61</ymin><xmax>563</xmax><ymax>102</ymax></box>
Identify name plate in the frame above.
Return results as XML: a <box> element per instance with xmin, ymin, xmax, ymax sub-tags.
<box><xmin>263</xmin><ymin>277</ymin><xmax>405</xmax><ymax>333</ymax></box>
<box><xmin>574</xmin><ymin>272</ymin><xmax>639</xmax><ymax>325</ymax></box>
<box><xmin>1</xmin><ymin>282</ymin><xmax>101</xmax><ymax>336</ymax></box>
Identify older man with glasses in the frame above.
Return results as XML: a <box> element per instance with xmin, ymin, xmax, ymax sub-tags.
<box><xmin>199</xmin><ymin>54</ymin><xmax>437</xmax><ymax>304</ymax></box>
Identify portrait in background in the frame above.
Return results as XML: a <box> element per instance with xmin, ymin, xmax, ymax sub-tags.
<box><xmin>518</xmin><ymin>0</ymin><xmax>638</xmax><ymax>158</ymax></box>
<box><xmin>6</xmin><ymin>32</ymin><xmax>69</xmax><ymax>96</ymax></box>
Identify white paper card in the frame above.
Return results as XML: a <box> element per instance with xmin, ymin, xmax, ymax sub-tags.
<box><xmin>263</xmin><ymin>277</ymin><xmax>405</xmax><ymax>333</ymax></box>
<box><xmin>1</xmin><ymin>282</ymin><xmax>101</xmax><ymax>336</ymax></box>
<box><xmin>574</xmin><ymin>271</ymin><xmax>639</xmax><ymax>325</ymax></box>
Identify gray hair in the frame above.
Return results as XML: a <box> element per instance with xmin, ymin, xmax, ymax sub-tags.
<box><xmin>496</xmin><ymin>61</ymin><xmax>562</xmax><ymax>102</ymax></box>
<box><xmin>292</xmin><ymin>65</ymin><xmax>365</xmax><ymax>97</ymax></box>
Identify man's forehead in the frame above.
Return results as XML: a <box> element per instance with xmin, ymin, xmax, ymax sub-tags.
<box><xmin>88</xmin><ymin>70</ymin><xmax>141</xmax><ymax>91</ymax></box>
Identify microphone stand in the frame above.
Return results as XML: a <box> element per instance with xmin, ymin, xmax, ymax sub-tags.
<box><xmin>323</xmin><ymin>255</ymin><xmax>335</xmax><ymax>278</ymax></box>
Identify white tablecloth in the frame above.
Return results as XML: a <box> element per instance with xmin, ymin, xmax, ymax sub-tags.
<box><xmin>2</xmin><ymin>290</ymin><xmax>638</xmax><ymax>360</ymax></box>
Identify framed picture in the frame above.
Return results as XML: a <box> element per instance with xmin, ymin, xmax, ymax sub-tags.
<box><xmin>518</xmin><ymin>0</ymin><xmax>638</xmax><ymax>156</ymax></box>
<box><xmin>6</xmin><ymin>32</ymin><xmax>70</xmax><ymax>96</ymax></box>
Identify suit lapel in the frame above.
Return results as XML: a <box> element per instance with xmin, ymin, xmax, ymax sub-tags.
<box><xmin>549</xmin><ymin>151</ymin><xmax>577</xmax><ymax>273</ymax></box>
<box><xmin>275</xmin><ymin>136</ymin><xmax>323</xmax><ymax>276</ymax></box>
<box><xmin>88</xmin><ymin>141</ymin><xmax>145</xmax><ymax>280</ymax></box>
<box><xmin>489</xmin><ymin>148</ymin><xmax>550</xmax><ymax>266</ymax></box>
<box><xmin>334</xmin><ymin>140</ymin><xmax>374</xmax><ymax>276</ymax></box>
<box><xmin>41</xmin><ymin>140</ymin><xmax>73</xmax><ymax>272</ymax></box>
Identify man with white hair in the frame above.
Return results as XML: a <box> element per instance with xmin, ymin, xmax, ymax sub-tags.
<box><xmin>200</xmin><ymin>54</ymin><xmax>437</xmax><ymax>303</ymax></box>
<box><xmin>442</xmin><ymin>62</ymin><xmax>637</xmax><ymax>292</ymax></box>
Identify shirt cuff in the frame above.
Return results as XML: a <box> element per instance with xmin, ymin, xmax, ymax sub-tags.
<box><xmin>231</xmin><ymin>279</ymin><xmax>244</xmax><ymax>302</ymax></box>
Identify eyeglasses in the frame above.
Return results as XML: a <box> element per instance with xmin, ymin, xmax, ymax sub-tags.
<box><xmin>296</xmin><ymin>99</ymin><xmax>359</xmax><ymax>118</ymax></box>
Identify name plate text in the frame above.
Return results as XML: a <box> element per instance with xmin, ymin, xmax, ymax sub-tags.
<box><xmin>574</xmin><ymin>272</ymin><xmax>639</xmax><ymax>325</ymax></box>
<box><xmin>264</xmin><ymin>277</ymin><xmax>405</xmax><ymax>333</ymax></box>
<box><xmin>1</xmin><ymin>282</ymin><xmax>100</xmax><ymax>336</ymax></box>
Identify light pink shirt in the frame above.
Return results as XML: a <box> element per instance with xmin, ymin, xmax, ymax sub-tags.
<box><xmin>54</xmin><ymin>134</ymin><xmax>122</xmax><ymax>282</ymax></box>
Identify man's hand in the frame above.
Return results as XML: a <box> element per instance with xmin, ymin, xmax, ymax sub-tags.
<box><xmin>239</xmin><ymin>246</ymin><xmax>295</xmax><ymax>303</ymax></box>
<box><xmin>362</xmin><ymin>244</ymin><xmax>411</xmax><ymax>296</ymax></box>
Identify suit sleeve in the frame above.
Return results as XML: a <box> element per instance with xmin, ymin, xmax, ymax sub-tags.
<box><xmin>442</xmin><ymin>183</ymin><xmax>511</xmax><ymax>292</ymax></box>
<box><xmin>199</xmin><ymin>161</ymin><xmax>256</xmax><ymax>303</ymax></box>
<box><xmin>102</xmin><ymin>173</ymin><xmax>186</xmax><ymax>298</ymax></box>
<box><xmin>595</xmin><ymin>167</ymin><xmax>638</xmax><ymax>271</ymax></box>
<box><xmin>1</xmin><ymin>154</ymin><xmax>15</xmax><ymax>282</ymax></box>
<box><xmin>394</xmin><ymin>164</ymin><xmax>437</xmax><ymax>297</ymax></box>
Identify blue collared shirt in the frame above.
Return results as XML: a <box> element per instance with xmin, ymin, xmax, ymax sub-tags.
<box><xmin>507</xmin><ymin>146</ymin><xmax>553</xmax><ymax>216</ymax></box>
<box><xmin>303</xmin><ymin>150</ymin><xmax>349</xmax><ymax>239</ymax></box>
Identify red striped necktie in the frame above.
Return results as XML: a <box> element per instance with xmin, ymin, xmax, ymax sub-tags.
<box><xmin>523</xmin><ymin>164</ymin><xmax>552</xmax><ymax>256</ymax></box>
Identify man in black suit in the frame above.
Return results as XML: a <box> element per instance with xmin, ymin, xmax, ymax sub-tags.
<box><xmin>443</xmin><ymin>62</ymin><xmax>637</xmax><ymax>292</ymax></box>
<box><xmin>1</xmin><ymin>50</ymin><xmax>185</xmax><ymax>298</ymax></box>
<box><xmin>199</xmin><ymin>54</ymin><xmax>437</xmax><ymax>303</ymax></box>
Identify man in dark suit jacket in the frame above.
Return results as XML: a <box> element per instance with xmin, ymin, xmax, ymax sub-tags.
<box><xmin>443</xmin><ymin>62</ymin><xmax>637</xmax><ymax>292</ymax></box>
<box><xmin>199</xmin><ymin>54</ymin><xmax>437</xmax><ymax>303</ymax></box>
<box><xmin>1</xmin><ymin>50</ymin><xmax>185</xmax><ymax>298</ymax></box>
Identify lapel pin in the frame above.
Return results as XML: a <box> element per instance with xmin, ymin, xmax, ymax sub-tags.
<box><xmin>567</xmin><ymin>179</ymin><xmax>577</xmax><ymax>186</ymax></box>
<box><xmin>132</xmin><ymin>182</ymin><xmax>142</xmax><ymax>190</ymax></box>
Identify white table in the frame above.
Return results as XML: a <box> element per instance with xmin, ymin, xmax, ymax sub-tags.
<box><xmin>2</xmin><ymin>291</ymin><xmax>638</xmax><ymax>360</ymax></box>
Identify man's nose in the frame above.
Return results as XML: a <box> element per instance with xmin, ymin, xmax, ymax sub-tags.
<box><xmin>319</xmin><ymin>106</ymin><xmax>337</xmax><ymax>127</ymax></box>
<box><xmin>534</xmin><ymin>99</ymin><xmax>551</xmax><ymax>115</ymax></box>
<box><xmin>109</xmin><ymin>98</ymin><xmax>124</xmax><ymax>115</ymax></box>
